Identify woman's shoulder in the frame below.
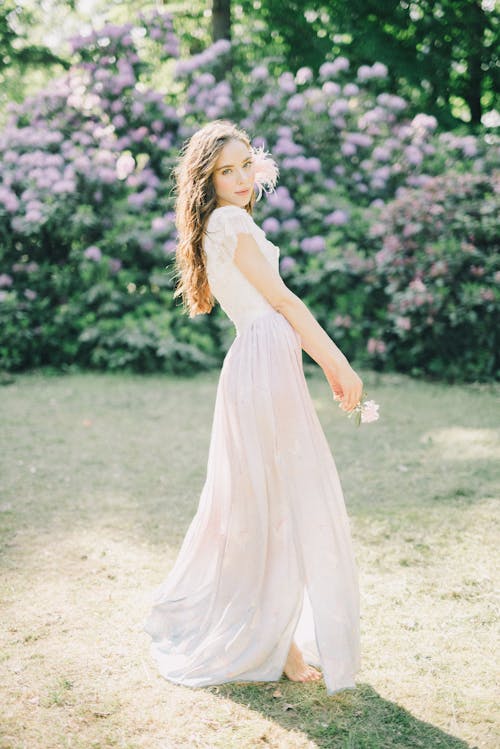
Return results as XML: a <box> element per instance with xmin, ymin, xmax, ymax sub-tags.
<box><xmin>207</xmin><ymin>204</ymin><xmax>256</xmax><ymax>230</ymax></box>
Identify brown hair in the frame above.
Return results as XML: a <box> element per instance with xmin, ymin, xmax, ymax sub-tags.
<box><xmin>171</xmin><ymin>119</ymin><xmax>257</xmax><ymax>317</ymax></box>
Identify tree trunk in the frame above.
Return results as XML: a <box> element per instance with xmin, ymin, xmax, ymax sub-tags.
<box><xmin>465</xmin><ymin>0</ymin><xmax>486</xmax><ymax>126</ymax></box>
<box><xmin>212</xmin><ymin>0</ymin><xmax>231</xmax><ymax>41</ymax></box>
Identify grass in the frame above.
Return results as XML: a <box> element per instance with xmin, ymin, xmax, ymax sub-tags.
<box><xmin>0</xmin><ymin>366</ymin><xmax>498</xmax><ymax>749</ymax></box>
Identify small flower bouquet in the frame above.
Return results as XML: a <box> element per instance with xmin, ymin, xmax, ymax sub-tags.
<box><xmin>334</xmin><ymin>390</ymin><xmax>380</xmax><ymax>426</ymax></box>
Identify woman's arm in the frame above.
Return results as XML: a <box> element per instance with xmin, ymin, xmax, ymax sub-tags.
<box><xmin>232</xmin><ymin>232</ymin><xmax>363</xmax><ymax>412</ymax></box>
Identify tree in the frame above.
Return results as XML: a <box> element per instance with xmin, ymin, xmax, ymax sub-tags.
<box><xmin>240</xmin><ymin>0</ymin><xmax>499</xmax><ymax>128</ymax></box>
<box><xmin>0</xmin><ymin>0</ymin><xmax>72</xmax><ymax>117</ymax></box>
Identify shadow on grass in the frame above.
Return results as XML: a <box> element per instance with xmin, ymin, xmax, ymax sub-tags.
<box><xmin>205</xmin><ymin>680</ymin><xmax>473</xmax><ymax>749</ymax></box>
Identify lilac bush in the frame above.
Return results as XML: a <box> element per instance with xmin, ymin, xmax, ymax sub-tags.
<box><xmin>369</xmin><ymin>171</ymin><xmax>499</xmax><ymax>380</ymax></box>
<box><xmin>300</xmin><ymin>171</ymin><xmax>499</xmax><ymax>381</ymax></box>
<box><xmin>0</xmin><ymin>11</ymin><xmax>220</xmax><ymax>372</ymax></box>
<box><xmin>0</xmin><ymin>10</ymin><xmax>498</xmax><ymax>379</ymax></box>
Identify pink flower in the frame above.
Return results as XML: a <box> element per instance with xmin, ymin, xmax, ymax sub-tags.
<box><xmin>331</xmin><ymin>314</ymin><xmax>352</xmax><ymax>329</ymax></box>
<box><xmin>396</xmin><ymin>316</ymin><xmax>411</xmax><ymax>331</ymax></box>
<box><xmin>251</xmin><ymin>145</ymin><xmax>279</xmax><ymax>201</ymax></box>
<box><xmin>84</xmin><ymin>245</ymin><xmax>102</xmax><ymax>262</ymax></box>
<box><xmin>334</xmin><ymin>388</ymin><xmax>381</xmax><ymax>426</ymax></box>
<box><xmin>361</xmin><ymin>400</ymin><xmax>380</xmax><ymax>424</ymax></box>
<box><xmin>480</xmin><ymin>288</ymin><xmax>494</xmax><ymax>301</ymax></box>
<box><xmin>409</xmin><ymin>277</ymin><xmax>426</xmax><ymax>293</ymax></box>
<box><xmin>367</xmin><ymin>337</ymin><xmax>386</xmax><ymax>354</ymax></box>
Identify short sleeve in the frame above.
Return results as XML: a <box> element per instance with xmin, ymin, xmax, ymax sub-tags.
<box><xmin>206</xmin><ymin>206</ymin><xmax>256</xmax><ymax>263</ymax></box>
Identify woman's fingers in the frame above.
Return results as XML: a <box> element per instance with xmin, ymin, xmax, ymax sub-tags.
<box><xmin>328</xmin><ymin>364</ymin><xmax>363</xmax><ymax>412</ymax></box>
<box><xmin>341</xmin><ymin>383</ymin><xmax>363</xmax><ymax>412</ymax></box>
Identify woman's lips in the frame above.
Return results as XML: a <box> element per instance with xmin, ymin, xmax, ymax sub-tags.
<box><xmin>235</xmin><ymin>188</ymin><xmax>249</xmax><ymax>194</ymax></box>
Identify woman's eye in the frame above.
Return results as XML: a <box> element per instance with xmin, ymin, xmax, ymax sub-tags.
<box><xmin>222</xmin><ymin>162</ymin><xmax>252</xmax><ymax>175</ymax></box>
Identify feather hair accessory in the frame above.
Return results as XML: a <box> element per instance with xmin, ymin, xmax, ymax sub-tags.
<box><xmin>251</xmin><ymin>145</ymin><xmax>279</xmax><ymax>201</ymax></box>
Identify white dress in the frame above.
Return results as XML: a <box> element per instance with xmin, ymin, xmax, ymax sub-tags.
<box><xmin>143</xmin><ymin>204</ymin><xmax>361</xmax><ymax>695</ymax></box>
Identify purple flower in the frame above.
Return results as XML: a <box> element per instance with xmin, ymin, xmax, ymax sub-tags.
<box><xmin>319</xmin><ymin>57</ymin><xmax>349</xmax><ymax>78</ymax></box>
<box><xmin>0</xmin><ymin>273</ymin><xmax>13</xmax><ymax>287</ymax></box>
<box><xmin>403</xmin><ymin>222</ymin><xmax>421</xmax><ymax>237</ymax></box>
<box><xmin>280</xmin><ymin>256</ymin><xmax>296</xmax><ymax>273</ymax></box>
<box><xmin>281</xmin><ymin>218</ymin><xmax>300</xmax><ymax>232</ymax></box>
<box><xmin>373</xmin><ymin>145</ymin><xmax>392</xmax><ymax>162</ymax></box>
<box><xmin>411</xmin><ymin>113</ymin><xmax>438</xmax><ymax>132</ymax></box>
<box><xmin>139</xmin><ymin>236</ymin><xmax>154</xmax><ymax>252</ymax></box>
<box><xmin>404</xmin><ymin>145</ymin><xmax>423</xmax><ymax>166</ymax></box>
<box><xmin>131</xmin><ymin>126</ymin><xmax>149</xmax><ymax>143</ymax></box>
<box><xmin>328</xmin><ymin>99</ymin><xmax>349</xmax><ymax>117</ymax></box>
<box><xmin>24</xmin><ymin>288</ymin><xmax>37</xmax><ymax>300</ymax></box>
<box><xmin>325</xmin><ymin>209</ymin><xmax>349</xmax><ymax>226</ymax></box>
<box><xmin>296</xmin><ymin>67</ymin><xmax>313</xmax><ymax>84</ymax></box>
<box><xmin>274</xmin><ymin>137</ymin><xmax>302</xmax><ymax>157</ymax></box>
<box><xmin>128</xmin><ymin>188</ymin><xmax>156</xmax><ymax>208</ymax></box>
<box><xmin>250</xmin><ymin>65</ymin><xmax>268</xmax><ymax>81</ymax></box>
<box><xmin>287</xmin><ymin>94</ymin><xmax>305</xmax><ymax>112</ymax></box>
<box><xmin>163</xmin><ymin>240</ymin><xmax>177</xmax><ymax>254</ymax></box>
<box><xmin>112</xmin><ymin>114</ymin><xmax>127</xmax><ymax>129</ymax></box>
<box><xmin>322</xmin><ymin>81</ymin><xmax>341</xmax><ymax>96</ymax></box>
<box><xmin>377</xmin><ymin>93</ymin><xmax>406</xmax><ymax>111</ymax></box>
<box><xmin>52</xmin><ymin>179</ymin><xmax>76</xmax><ymax>194</ymax></box>
<box><xmin>109</xmin><ymin>257</ymin><xmax>122</xmax><ymax>274</ymax></box>
<box><xmin>151</xmin><ymin>216</ymin><xmax>170</xmax><ymax>233</ymax></box>
<box><xmin>84</xmin><ymin>245</ymin><xmax>102</xmax><ymax>262</ymax></box>
<box><xmin>341</xmin><ymin>142</ymin><xmax>357</xmax><ymax>157</ymax></box>
<box><xmin>278</xmin><ymin>72</ymin><xmax>296</xmax><ymax>93</ymax></box>
<box><xmin>371</xmin><ymin>62</ymin><xmax>388</xmax><ymax>78</ymax></box>
<box><xmin>262</xmin><ymin>217</ymin><xmax>280</xmax><ymax>234</ymax></box>
<box><xmin>300</xmin><ymin>236</ymin><xmax>326</xmax><ymax>253</ymax></box>
<box><xmin>267</xmin><ymin>186</ymin><xmax>295</xmax><ymax>212</ymax></box>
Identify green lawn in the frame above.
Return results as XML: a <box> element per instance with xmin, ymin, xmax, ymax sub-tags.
<box><xmin>0</xmin><ymin>367</ymin><xmax>498</xmax><ymax>749</ymax></box>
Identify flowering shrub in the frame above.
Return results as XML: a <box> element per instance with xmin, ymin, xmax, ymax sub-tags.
<box><xmin>365</xmin><ymin>171</ymin><xmax>500</xmax><ymax>381</ymax></box>
<box><xmin>0</xmin><ymin>11</ymin><xmax>220</xmax><ymax>373</ymax></box>
<box><xmin>295</xmin><ymin>171</ymin><xmax>499</xmax><ymax>382</ymax></box>
<box><xmin>0</xmin><ymin>11</ymin><xmax>498</xmax><ymax>379</ymax></box>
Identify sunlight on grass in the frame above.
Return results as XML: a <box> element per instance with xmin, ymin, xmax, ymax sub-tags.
<box><xmin>420</xmin><ymin>426</ymin><xmax>500</xmax><ymax>460</ymax></box>
<box><xmin>0</xmin><ymin>370</ymin><xmax>498</xmax><ymax>748</ymax></box>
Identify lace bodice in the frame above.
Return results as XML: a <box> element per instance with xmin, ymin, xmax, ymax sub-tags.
<box><xmin>203</xmin><ymin>205</ymin><xmax>281</xmax><ymax>336</ymax></box>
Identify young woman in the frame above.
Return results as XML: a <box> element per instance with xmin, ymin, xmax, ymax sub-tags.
<box><xmin>143</xmin><ymin>119</ymin><xmax>363</xmax><ymax>695</ymax></box>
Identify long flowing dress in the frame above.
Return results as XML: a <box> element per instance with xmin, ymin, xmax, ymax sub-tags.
<box><xmin>143</xmin><ymin>204</ymin><xmax>361</xmax><ymax>695</ymax></box>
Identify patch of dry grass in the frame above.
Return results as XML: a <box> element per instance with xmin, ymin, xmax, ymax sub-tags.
<box><xmin>0</xmin><ymin>368</ymin><xmax>498</xmax><ymax>748</ymax></box>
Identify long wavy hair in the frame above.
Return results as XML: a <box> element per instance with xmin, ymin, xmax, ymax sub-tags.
<box><xmin>171</xmin><ymin>120</ymin><xmax>257</xmax><ymax>318</ymax></box>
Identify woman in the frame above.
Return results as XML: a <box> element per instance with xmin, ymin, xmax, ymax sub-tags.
<box><xmin>143</xmin><ymin>119</ymin><xmax>363</xmax><ymax>695</ymax></box>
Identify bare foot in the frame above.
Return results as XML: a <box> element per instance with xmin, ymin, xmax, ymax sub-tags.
<box><xmin>283</xmin><ymin>640</ymin><xmax>322</xmax><ymax>683</ymax></box>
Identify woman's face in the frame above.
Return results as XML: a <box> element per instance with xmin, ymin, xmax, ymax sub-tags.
<box><xmin>212</xmin><ymin>139</ymin><xmax>256</xmax><ymax>208</ymax></box>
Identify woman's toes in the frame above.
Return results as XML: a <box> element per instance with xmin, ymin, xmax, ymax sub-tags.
<box><xmin>307</xmin><ymin>666</ymin><xmax>321</xmax><ymax>681</ymax></box>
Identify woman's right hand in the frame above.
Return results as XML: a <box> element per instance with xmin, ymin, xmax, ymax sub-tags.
<box><xmin>325</xmin><ymin>360</ymin><xmax>363</xmax><ymax>413</ymax></box>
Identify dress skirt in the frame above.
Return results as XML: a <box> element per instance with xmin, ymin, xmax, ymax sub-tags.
<box><xmin>143</xmin><ymin>307</ymin><xmax>361</xmax><ymax>695</ymax></box>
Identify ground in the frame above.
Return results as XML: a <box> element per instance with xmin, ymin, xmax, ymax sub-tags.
<box><xmin>0</xmin><ymin>367</ymin><xmax>498</xmax><ymax>749</ymax></box>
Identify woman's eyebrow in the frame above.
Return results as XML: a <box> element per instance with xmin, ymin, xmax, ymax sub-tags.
<box><xmin>215</xmin><ymin>156</ymin><xmax>253</xmax><ymax>171</ymax></box>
